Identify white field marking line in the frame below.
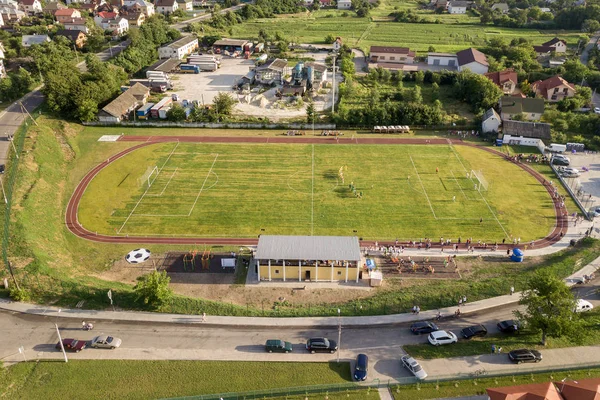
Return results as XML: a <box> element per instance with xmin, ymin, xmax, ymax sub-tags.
<box><xmin>187</xmin><ymin>154</ymin><xmax>219</xmax><ymax>217</ymax></box>
<box><xmin>311</xmin><ymin>144</ymin><xmax>315</xmax><ymax>236</ymax></box>
<box><xmin>117</xmin><ymin>141</ymin><xmax>180</xmax><ymax>234</ymax></box>
<box><xmin>409</xmin><ymin>155</ymin><xmax>437</xmax><ymax>219</ymax></box>
<box><xmin>146</xmin><ymin>168</ymin><xmax>178</xmax><ymax>197</ymax></box>
<box><xmin>450</xmin><ymin>170</ymin><xmax>468</xmax><ymax>200</ymax></box>
<box><xmin>474</xmin><ymin>184</ymin><xmax>510</xmax><ymax>238</ymax></box>
<box><xmin>449</xmin><ymin>144</ymin><xmax>469</xmax><ymax>173</ymax></box>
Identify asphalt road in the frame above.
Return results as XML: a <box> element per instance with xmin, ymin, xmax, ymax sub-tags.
<box><xmin>172</xmin><ymin>3</ymin><xmax>248</xmax><ymax>32</ymax></box>
<box><xmin>77</xmin><ymin>40</ymin><xmax>131</xmax><ymax>72</ymax></box>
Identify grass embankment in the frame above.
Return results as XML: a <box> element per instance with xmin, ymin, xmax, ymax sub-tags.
<box><xmin>0</xmin><ymin>360</ymin><xmax>352</xmax><ymax>400</ymax></box>
<box><xmin>392</xmin><ymin>367</ymin><xmax>600</xmax><ymax>399</ymax></box>
<box><xmin>404</xmin><ymin>309</ymin><xmax>600</xmax><ymax>359</ymax></box>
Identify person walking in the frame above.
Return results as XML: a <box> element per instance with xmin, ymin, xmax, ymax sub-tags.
<box><xmin>462</xmin><ymin>295</ymin><xmax>467</xmax><ymax>304</ymax></box>
<box><xmin>491</xmin><ymin>344</ymin><xmax>496</xmax><ymax>354</ymax></box>
<box><xmin>458</xmin><ymin>298</ymin><xmax>463</xmax><ymax>307</ymax></box>
<box><xmin>201</xmin><ymin>312</ymin><xmax>207</xmax><ymax>322</ymax></box>
<box><xmin>510</xmin><ymin>286</ymin><xmax>514</xmax><ymax>296</ymax></box>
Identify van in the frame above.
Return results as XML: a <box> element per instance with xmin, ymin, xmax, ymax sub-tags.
<box><xmin>575</xmin><ymin>299</ymin><xmax>594</xmax><ymax>313</ymax></box>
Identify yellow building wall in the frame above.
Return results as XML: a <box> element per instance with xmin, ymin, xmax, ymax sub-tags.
<box><xmin>259</xmin><ymin>264</ymin><xmax>359</xmax><ymax>281</ymax></box>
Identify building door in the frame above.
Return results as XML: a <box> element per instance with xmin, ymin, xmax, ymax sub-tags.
<box><xmin>448</xmin><ymin>59</ymin><xmax>456</xmax><ymax>67</ymax></box>
<box><xmin>433</xmin><ymin>59</ymin><xmax>440</xmax><ymax>66</ymax></box>
<box><xmin>305</xmin><ymin>270</ymin><xmax>311</xmax><ymax>281</ymax></box>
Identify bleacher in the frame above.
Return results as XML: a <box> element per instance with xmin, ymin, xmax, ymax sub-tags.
<box><xmin>373</xmin><ymin>126</ymin><xmax>410</xmax><ymax>134</ymax></box>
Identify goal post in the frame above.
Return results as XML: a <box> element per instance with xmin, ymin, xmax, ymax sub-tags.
<box><xmin>139</xmin><ymin>166</ymin><xmax>158</xmax><ymax>189</ymax></box>
<box><xmin>470</xmin><ymin>169</ymin><xmax>489</xmax><ymax>192</ymax></box>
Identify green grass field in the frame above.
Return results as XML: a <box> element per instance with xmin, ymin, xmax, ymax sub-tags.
<box><xmin>0</xmin><ymin>360</ymin><xmax>352</xmax><ymax>400</ymax></box>
<box><xmin>78</xmin><ymin>142</ymin><xmax>555</xmax><ymax>241</ymax></box>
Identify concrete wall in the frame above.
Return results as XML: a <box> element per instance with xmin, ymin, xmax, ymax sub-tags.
<box><xmin>502</xmin><ymin>135</ymin><xmax>546</xmax><ymax>153</ymax></box>
<box><xmin>427</xmin><ymin>55</ymin><xmax>457</xmax><ymax>66</ymax></box>
<box><xmin>258</xmin><ymin>264</ymin><xmax>359</xmax><ymax>282</ymax></box>
<box><xmin>83</xmin><ymin>121</ymin><xmax>337</xmax><ymax>129</ymax></box>
<box><xmin>459</xmin><ymin>62</ymin><xmax>488</xmax><ymax>74</ymax></box>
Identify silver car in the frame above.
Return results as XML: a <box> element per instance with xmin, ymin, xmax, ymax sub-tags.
<box><xmin>91</xmin><ymin>335</ymin><xmax>122</xmax><ymax>349</ymax></box>
<box><xmin>401</xmin><ymin>355</ymin><xmax>428</xmax><ymax>380</ymax></box>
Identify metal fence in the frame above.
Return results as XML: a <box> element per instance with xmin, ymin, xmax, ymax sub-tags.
<box><xmin>550</xmin><ymin>163</ymin><xmax>596</xmax><ymax>219</ymax></box>
<box><xmin>1</xmin><ymin>116</ymin><xmax>30</xmax><ymax>283</ymax></box>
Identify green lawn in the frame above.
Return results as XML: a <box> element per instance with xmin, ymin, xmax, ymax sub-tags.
<box><xmin>78</xmin><ymin>141</ymin><xmax>555</xmax><ymax>241</ymax></box>
<box><xmin>404</xmin><ymin>310</ymin><xmax>600</xmax><ymax>360</ymax></box>
<box><xmin>0</xmin><ymin>360</ymin><xmax>352</xmax><ymax>400</ymax></box>
<box><xmin>392</xmin><ymin>367</ymin><xmax>600</xmax><ymax>399</ymax></box>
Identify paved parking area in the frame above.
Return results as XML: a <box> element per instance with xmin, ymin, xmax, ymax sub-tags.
<box><xmin>567</xmin><ymin>152</ymin><xmax>600</xmax><ymax>211</ymax></box>
<box><xmin>169</xmin><ymin>57</ymin><xmax>255</xmax><ymax>104</ymax></box>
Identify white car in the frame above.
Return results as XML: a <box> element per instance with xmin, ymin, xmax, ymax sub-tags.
<box><xmin>428</xmin><ymin>330</ymin><xmax>458</xmax><ymax>346</ymax></box>
<box><xmin>401</xmin><ymin>355</ymin><xmax>428</xmax><ymax>380</ymax></box>
<box><xmin>592</xmin><ymin>207</ymin><xmax>600</xmax><ymax>217</ymax></box>
<box><xmin>91</xmin><ymin>335</ymin><xmax>122</xmax><ymax>349</ymax></box>
<box><xmin>575</xmin><ymin>299</ymin><xmax>594</xmax><ymax>313</ymax></box>
<box><xmin>594</xmin><ymin>107</ymin><xmax>600</xmax><ymax>114</ymax></box>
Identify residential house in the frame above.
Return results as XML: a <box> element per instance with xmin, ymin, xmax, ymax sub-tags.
<box><xmin>484</xmin><ymin>69</ymin><xmax>518</xmax><ymax>94</ymax></box>
<box><xmin>131</xmin><ymin>0</ymin><xmax>153</xmax><ymax>16</ymax></box>
<box><xmin>98</xmin><ymin>91</ymin><xmax>138</xmax><ymax>123</ymax></box>
<box><xmin>93</xmin><ymin>10</ymin><xmax>116</xmax><ymax>24</ymax></box>
<box><xmin>427</xmin><ymin>52</ymin><xmax>458</xmax><ymax>68</ymax></box>
<box><xmin>176</xmin><ymin>0</ymin><xmax>192</xmax><ymax>11</ymax></box>
<box><xmin>481</xmin><ymin>108</ymin><xmax>501</xmax><ymax>133</ymax></box>
<box><xmin>155</xmin><ymin>0</ymin><xmax>177</xmax><ymax>14</ymax></box>
<box><xmin>0</xmin><ymin>13</ymin><xmax>4</xmax><ymax>27</ymax></box>
<box><xmin>332</xmin><ymin>36</ymin><xmax>342</xmax><ymax>52</ymax></box>
<box><xmin>432</xmin><ymin>0</ymin><xmax>448</xmax><ymax>9</ymax></box>
<box><xmin>42</xmin><ymin>1</ymin><xmax>67</xmax><ymax>15</ymax></box>
<box><xmin>254</xmin><ymin>58</ymin><xmax>291</xmax><ymax>85</ymax></box>
<box><xmin>337</xmin><ymin>0</ymin><xmax>352</xmax><ymax>9</ymax></box>
<box><xmin>19</xmin><ymin>0</ymin><xmax>42</xmax><ymax>15</ymax></box>
<box><xmin>54</xmin><ymin>7</ymin><xmax>80</xmax><ymax>22</ymax></box>
<box><xmin>539</xmin><ymin>7</ymin><xmax>551</xmax><ymax>12</ymax></box>
<box><xmin>303</xmin><ymin>0</ymin><xmax>313</xmax><ymax>6</ymax></box>
<box><xmin>55</xmin><ymin>29</ymin><xmax>87</xmax><ymax>48</ymax></box>
<box><xmin>541</xmin><ymin>37</ymin><xmax>567</xmax><ymax>53</ymax></box>
<box><xmin>158</xmin><ymin>35</ymin><xmax>198</xmax><ymax>59</ymax></box>
<box><xmin>124</xmin><ymin>10</ymin><xmax>144</xmax><ymax>26</ymax></box>
<box><xmin>64</xmin><ymin>0</ymin><xmax>84</xmax><ymax>4</ymax></box>
<box><xmin>21</xmin><ymin>34</ymin><xmax>50</xmax><ymax>47</ymax></box>
<box><xmin>0</xmin><ymin>42</ymin><xmax>6</xmax><ymax>79</ymax></box>
<box><xmin>533</xmin><ymin>45</ymin><xmax>553</xmax><ymax>56</ymax></box>
<box><xmin>491</xmin><ymin>2</ymin><xmax>508</xmax><ymax>13</ymax></box>
<box><xmin>95</xmin><ymin>2</ymin><xmax>117</xmax><ymax>13</ymax></box>
<box><xmin>304</xmin><ymin>61</ymin><xmax>328</xmax><ymax>89</ymax></box>
<box><xmin>456</xmin><ymin>47</ymin><xmax>488</xmax><ymax>74</ymax></box>
<box><xmin>487</xmin><ymin>382</ymin><xmax>562</xmax><ymax>400</ymax></box>
<box><xmin>0</xmin><ymin>6</ymin><xmax>24</xmax><ymax>22</ymax></box>
<box><xmin>502</xmin><ymin>120</ymin><xmax>551</xmax><ymax>141</ymax></box>
<box><xmin>319</xmin><ymin>0</ymin><xmax>333</xmax><ymax>7</ymax></box>
<box><xmin>370</xmin><ymin>45</ymin><xmax>415</xmax><ymax>64</ymax></box>
<box><xmin>448</xmin><ymin>1</ymin><xmax>471</xmax><ymax>13</ymax></box>
<box><xmin>107</xmin><ymin>0</ymin><xmax>123</xmax><ymax>8</ymax></box>
<box><xmin>64</xmin><ymin>17</ymin><xmax>89</xmax><ymax>33</ymax></box>
<box><xmin>531</xmin><ymin>75</ymin><xmax>575</xmax><ymax>102</ymax></box>
<box><xmin>553</xmin><ymin>377</ymin><xmax>600</xmax><ymax>400</ymax></box>
<box><xmin>0</xmin><ymin>0</ymin><xmax>17</xmax><ymax>8</ymax></box>
<box><xmin>500</xmin><ymin>96</ymin><xmax>544</xmax><ymax>121</ymax></box>
<box><xmin>108</xmin><ymin>16</ymin><xmax>128</xmax><ymax>35</ymax></box>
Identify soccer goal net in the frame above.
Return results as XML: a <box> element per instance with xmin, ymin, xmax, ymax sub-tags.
<box><xmin>139</xmin><ymin>166</ymin><xmax>158</xmax><ymax>189</ymax></box>
<box><xmin>470</xmin><ymin>170</ymin><xmax>489</xmax><ymax>192</ymax></box>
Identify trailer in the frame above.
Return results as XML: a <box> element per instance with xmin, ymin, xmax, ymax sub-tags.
<box><xmin>136</xmin><ymin>102</ymin><xmax>155</xmax><ymax>119</ymax></box>
<box><xmin>179</xmin><ymin>64</ymin><xmax>200</xmax><ymax>74</ymax></box>
<box><xmin>150</xmin><ymin>97</ymin><xmax>172</xmax><ymax>118</ymax></box>
<box><xmin>158</xmin><ymin>106</ymin><xmax>170</xmax><ymax>119</ymax></box>
<box><xmin>196</xmin><ymin>62</ymin><xmax>218</xmax><ymax>72</ymax></box>
<box><xmin>146</xmin><ymin>71</ymin><xmax>168</xmax><ymax>79</ymax></box>
<box><xmin>548</xmin><ymin>143</ymin><xmax>567</xmax><ymax>153</ymax></box>
<box><xmin>188</xmin><ymin>55</ymin><xmax>221</xmax><ymax>65</ymax></box>
<box><xmin>148</xmin><ymin>78</ymin><xmax>173</xmax><ymax>90</ymax></box>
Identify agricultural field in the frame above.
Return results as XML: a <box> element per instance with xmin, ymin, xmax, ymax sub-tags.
<box><xmin>216</xmin><ymin>1</ymin><xmax>581</xmax><ymax>53</ymax></box>
<box><xmin>78</xmin><ymin>141</ymin><xmax>555</xmax><ymax>241</ymax></box>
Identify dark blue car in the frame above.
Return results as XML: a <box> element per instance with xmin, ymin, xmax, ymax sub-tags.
<box><xmin>354</xmin><ymin>354</ymin><xmax>368</xmax><ymax>381</ymax></box>
<box><xmin>410</xmin><ymin>321</ymin><xmax>439</xmax><ymax>335</ymax></box>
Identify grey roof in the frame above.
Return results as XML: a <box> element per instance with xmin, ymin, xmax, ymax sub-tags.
<box><xmin>483</xmin><ymin>107</ymin><xmax>500</xmax><ymax>121</ymax></box>
<box><xmin>163</xmin><ymin>35</ymin><xmax>197</xmax><ymax>49</ymax></box>
<box><xmin>255</xmin><ymin>236</ymin><xmax>361</xmax><ymax>261</ymax></box>
<box><xmin>304</xmin><ymin>61</ymin><xmax>327</xmax><ymax>72</ymax></box>
<box><xmin>501</xmin><ymin>96</ymin><xmax>545</xmax><ymax>115</ymax></box>
<box><xmin>149</xmin><ymin>57</ymin><xmax>181</xmax><ymax>72</ymax></box>
<box><xmin>22</xmin><ymin>35</ymin><xmax>49</xmax><ymax>46</ymax></box>
<box><xmin>503</xmin><ymin>120</ymin><xmax>551</xmax><ymax>140</ymax></box>
<box><xmin>101</xmin><ymin>91</ymin><xmax>138</xmax><ymax>118</ymax></box>
<box><xmin>449</xmin><ymin>1</ymin><xmax>471</xmax><ymax>7</ymax></box>
<box><xmin>257</xmin><ymin>58</ymin><xmax>288</xmax><ymax>72</ymax></box>
<box><xmin>491</xmin><ymin>2</ymin><xmax>509</xmax><ymax>10</ymax></box>
<box><xmin>213</xmin><ymin>38</ymin><xmax>249</xmax><ymax>47</ymax></box>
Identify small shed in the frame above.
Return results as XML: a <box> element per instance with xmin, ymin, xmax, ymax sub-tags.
<box><xmin>511</xmin><ymin>248</ymin><xmax>524</xmax><ymax>262</ymax></box>
<box><xmin>370</xmin><ymin>270</ymin><xmax>383</xmax><ymax>287</ymax></box>
<box><xmin>221</xmin><ymin>258</ymin><xmax>236</xmax><ymax>270</ymax></box>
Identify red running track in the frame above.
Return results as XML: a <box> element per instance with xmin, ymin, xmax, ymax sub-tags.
<box><xmin>65</xmin><ymin>136</ymin><xmax>568</xmax><ymax>249</ymax></box>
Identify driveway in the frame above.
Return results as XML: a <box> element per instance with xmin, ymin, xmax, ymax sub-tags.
<box><xmin>580</xmin><ymin>32</ymin><xmax>600</xmax><ymax>65</ymax></box>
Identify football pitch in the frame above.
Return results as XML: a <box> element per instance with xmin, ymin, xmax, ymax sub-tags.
<box><xmin>78</xmin><ymin>142</ymin><xmax>556</xmax><ymax>241</ymax></box>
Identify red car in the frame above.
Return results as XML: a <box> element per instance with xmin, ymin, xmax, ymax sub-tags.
<box><xmin>56</xmin><ymin>338</ymin><xmax>87</xmax><ymax>352</ymax></box>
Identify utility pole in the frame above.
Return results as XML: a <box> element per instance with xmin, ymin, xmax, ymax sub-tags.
<box><xmin>0</xmin><ymin>177</ymin><xmax>7</xmax><ymax>204</ymax></box>
<box><xmin>55</xmin><ymin>323</ymin><xmax>68</xmax><ymax>363</ymax></box>
<box><xmin>331</xmin><ymin>54</ymin><xmax>337</xmax><ymax>114</ymax></box>
<box><xmin>337</xmin><ymin>308</ymin><xmax>341</xmax><ymax>364</ymax></box>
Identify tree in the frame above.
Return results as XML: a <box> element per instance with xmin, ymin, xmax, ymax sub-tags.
<box><xmin>134</xmin><ymin>270</ymin><xmax>173</xmax><ymax>309</ymax></box>
<box><xmin>324</xmin><ymin>34</ymin><xmax>336</xmax><ymax>44</ymax></box>
<box><xmin>414</xmin><ymin>70</ymin><xmax>425</xmax><ymax>84</ymax></box>
<box><xmin>410</xmin><ymin>85</ymin><xmax>423</xmax><ymax>103</ymax></box>
<box><xmin>562</xmin><ymin>59</ymin><xmax>588</xmax><ymax>84</ymax></box>
<box><xmin>453</xmin><ymin>71</ymin><xmax>502</xmax><ymax>111</ymax></box>
<box><xmin>306</xmin><ymin>100</ymin><xmax>316</xmax><ymax>124</ymax></box>
<box><xmin>582</xmin><ymin>19</ymin><xmax>600</xmax><ymax>33</ymax></box>
<box><xmin>167</xmin><ymin>103</ymin><xmax>188</xmax><ymax>121</ymax></box>
<box><xmin>514</xmin><ymin>270</ymin><xmax>579</xmax><ymax>346</ymax></box>
<box><xmin>213</xmin><ymin>92</ymin><xmax>237</xmax><ymax>115</ymax></box>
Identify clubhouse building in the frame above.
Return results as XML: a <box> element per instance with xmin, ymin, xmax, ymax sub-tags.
<box><xmin>255</xmin><ymin>236</ymin><xmax>361</xmax><ymax>282</ymax></box>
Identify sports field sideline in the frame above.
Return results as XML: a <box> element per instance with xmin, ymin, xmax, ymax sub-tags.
<box><xmin>77</xmin><ymin>142</ymin><xmax>556</xmax><ymax>241</ymax></box>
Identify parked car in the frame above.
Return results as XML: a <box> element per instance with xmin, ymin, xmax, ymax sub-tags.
<box><xmin>497</xmin><ymin>320</ymin><xmax>521</xmax><ymax>333</ymax></box>
<box><xmin>575</xmin><ymin>299</ymin><xmax>594</xmax><ymax>313</ymax></box>
<box><xmin>90</xmin><ymin>335</ymin><xmax>122</xmax><ymax>349</ymax></box>
<box><xmin>55</xmin><ymin>338</ymin><xmax>87</xmax><ymax>353</ymax></box>
<box><xmin>594</xmin><ymin>107</ymin><xmax>600</xmax><ymax>114</ymax></box>
<box><xmin>461</xmin><ymin>324</ymin><xmax>488</xmax><ymax>339</ymax></box>
<box><xmin>410</xmin><ymin>321</ymin><xmax>439</xmax><ymax>335</ymax></box>
<box><xmin>508</xmin><ymin>349</ymin><xmax>542</xmax><ymax>364</ymax></box>
<box><xmin>265</xmin><ymin>339</ymin><xmax>293</xmax><ymax>353</ymax></box>
<box><xmin>306</xmin><ymin>338</ymin><xmax>337</xmax><ymax>354</ymax></box>
<box><xmin>552</xmin><ymin>158</ymin><xmax>570</xmax><ymax>166</ymax></box>
<box><xmin>401</xmin><ymin>355</ymin><xmax>428</xmax><ymax>380</ymax></box>
<box><xmin>428</xmin><ymin>330</ymin><xmax>458</xmax><ymax>346</ymax></box>
<box><xmin>353</xmin><ymin>353</ymin><xmax>368</xmax><ymax>381</ymax></box>
<box><xmin>592</xmin><ymin>207</ymin><xmax>600</xmax><ymax>217</ymax></box>
<box><xmin>561</xmin><ymin>170</ymin><xmax>580</xmax><ymax>178</ymax></box>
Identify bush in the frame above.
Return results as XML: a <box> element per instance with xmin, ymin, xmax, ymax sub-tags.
<box><xmin>9</xmin><ymin>287</ymin><xmax>32</xmax><ymax>302</ymax></box>
<box><xmin>134</xmin><ymin>271</ymin><xmax>173</xmax><ymax>309</ymax></box>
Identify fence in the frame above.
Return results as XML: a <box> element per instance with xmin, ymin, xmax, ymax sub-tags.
<box><xmin>162</xmin><ymin>361</ymin><xmax>600</xmax><ymax>400</ymax></box>
<box><xmin>550</xmin><ymin>163</ymin><xmax>596</xmax><ymax>219</ymax></box>
<box><xmin>1</xmin><ymin>115</ymin><xmax>30</xmax><ymax>285</ymax></box>
<box><xmin>82</xmin><ymin>121</ymin><xmax>336</xmax><ymax>130</ymax></box>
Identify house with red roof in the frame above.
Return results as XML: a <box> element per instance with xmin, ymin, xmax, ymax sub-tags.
<box><xmin>484</xmin><ymin>69</ymin><xmax>518</xmax><ymax>94</ymax></box>
<box><xmin>18</xmin><ymin>0</ymin><xmax>42</xmax><ymax>15</ymax></box>
<box><xmin>54</xmin><ymin>7</ymin><xmax>80</xmax><ymax>23</ymax></box>
<box><xmin>456</xmin><ymin>47</ymin><xmax>488</xmax><ymax>74</ymax></box>
<box><xmin>531</xmin><ymin>75</ymin><xmax>575</xmax><ymax>102</ymax></box>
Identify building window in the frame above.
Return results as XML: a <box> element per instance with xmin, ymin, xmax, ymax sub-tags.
<box><xmin>275</xmin><ymin>269</ymin><xmax>279</xmax><ymax>274</ymax></box>
<box><xmin>553</xmin><ymin>88</ymin><xmax>559</xmax><ymax>94</ymax></box>
<box><xmin>551</xmin><ymin>95</ymin><xmax>557</xmax><ymax>100</ymax></box>
<box><xmin>337</xmin><ymin>271</ymin><xmax>342</xmax><ymax>275</ymax></box>
<box><xmin>380</xmin><ymin>56</ymin><xmax>385</xmax><ymax>60</ymax></box>
<box><xmin>389</xmin><ymin>56</ymin><xmax>395</xmax><ymax>60</ymax></box>
<box><xmin>563</xmin><ymin>88</ymin><xmax>568</xmax><ymax>94</ymax></box>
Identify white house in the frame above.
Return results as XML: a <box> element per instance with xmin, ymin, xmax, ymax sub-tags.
<box><xmin>108</xmin><ymin>16</ymin><xmax>128</xmax><ymax>36</ymax></box>
<box><xmin>456</xmin><ymin>47</ymin><xmax>488</xmax><ymax>74</ymax></box>
<box><xmin>0</xmin><ymin>13</ymin><xmax>4</xmax><ymax>27</ymax></box>
<box><xmin>303</xmin><ymin>0</ymin><xmax>314</xmax><ymax>5</ymax></box>
<box><xmin>337</xmin><ymin>0</ymin><xmax>352</xmax><ymax>9</ymax></box>
<box><xmin>176</xmin><ymin>0</ymin><xmax>192</xmax><ymax>11</ymax></box>
<box><xmin>427</xmin><ymin>52</ymin><xmax>458</xmax><ymax>67</ymax></box>
<box><xmin>448</xmin><ymin>0</ymin><xmax>469</xmax><ymax>13</ymax></box>
<box><xmin>158</xmin><ymin>35</ymin><xmax>198</xmax><ymax>59</ymax></box>
<box><xmin>64</xmin><ymin>17</ymin><xmax>89</xmax><ymax>33</ymax></box>
<box><xmin>18</xmin><ymin>0</ymin><xmax>42</xmax><ymax>14</ymax></box>
<box><xmin>0</xmin><ymin>0</ymin><xmax>18</xmax><ymax>9</ymax></box>
<box><xmin>155</xmin><ymin>0</ymin><xmax>177</xmax><ymax>14</ymax></box>
<box><xmin>0</xmin><ymin>42</ymin><xmax>6</xmax><ymax>78</ymax></box>
<box><xmin>481</xmin><ymin>108</ymin><xmax>501</xmax><ymax>134</ymax></box>
<box><xmin>541</xmin><ymin>37</ymin><xmax>567</xmax><ymax>53</ymax></box>
<box><xmin>332</xmin><ymin>36</ymin><xmax>342</xmax><ymax>52</ymax></box>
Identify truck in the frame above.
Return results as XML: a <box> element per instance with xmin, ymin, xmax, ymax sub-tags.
<box><xmin>146</xmin><ymin>71</ymin><xmax>168</xmax><ymax>79</ymax></box>
<box><xmin>196</xmin><ymin>62</ymin><xmax>218</xmax><ymax>72</ymax></box>
<box><xmin>188</xmin><ymin>55</ymin><xmax>220</xmax><ymax>65</ymax></box>
<box><xmin>158</xmin><ymin>106</ymin><xmax>170</xmax><ymax>119</ymax></box>
<box><xmin>150</xmin><ymin>97</ymin><xmax>172</xmax><ymax>118</ymax></box>
<box><xmin>136</xmin><ymin>102</ymin><xmax>154</xmax><ymax>119</ymax></box>
<box><xmin>179</xmin><ymin>64</ymin><xmax>200</xmax><ymax>74</ymax></box>
<box><xmin>548</xmin><ymin>143</ymin><xmax>567</xmax><ymax>153</ymax></box>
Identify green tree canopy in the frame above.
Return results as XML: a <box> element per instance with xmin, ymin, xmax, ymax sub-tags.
<box><xmin>134</xmin><ymin>270</ymin><xmax>173</xmax><ymax>309</ymax></box>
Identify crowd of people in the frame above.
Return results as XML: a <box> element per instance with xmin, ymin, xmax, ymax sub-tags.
<box><xmin>508</xmin><ymin>153</ymin><xmax>549</xmax><ymax>164</ymax></box>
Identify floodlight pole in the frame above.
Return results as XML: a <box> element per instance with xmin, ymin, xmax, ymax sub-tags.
<box><xmin>55</xmin><ymin>323</ymin><xmax>68</xmax><ymax>363</ymax></box>
<box><xmin>337</xmin><ymin>308</ymin><xmax>341</xmax><ymax>364</ymax></box>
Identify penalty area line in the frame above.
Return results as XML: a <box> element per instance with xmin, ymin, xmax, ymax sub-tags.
<box><xmin>409</xmin><ymin>155</ymin><xmax>437</xmax><ymax>220</ymax></box>
<box><xmin>187</xmin><ymin>154</ymin><xmax>219</xmax><ymax>217</ymax></box>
